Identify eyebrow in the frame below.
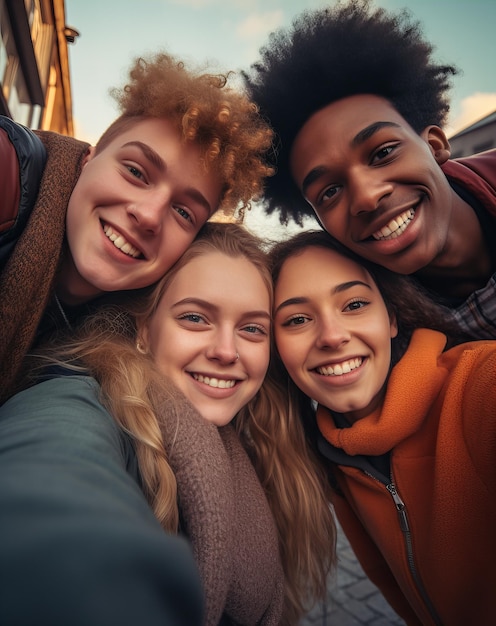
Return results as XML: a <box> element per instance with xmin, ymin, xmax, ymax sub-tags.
<box><xmin>301</xmin><ymin>121</ymin><xmax>401</xmax><ymax>196</ymax></box>
<box><xmin>275</xmin><ymin>280</ymin><xmax>372</xmax><ymax>315</ymax></box>
<box><xmin>122</xmin><ymin>141</ymin><xmax>214</xmax><ymax>216</ymax></box>
<box><xmin>173</xmin><ymin>297</ymin><xmax>271</xmax><ymax>320</ymax></box>
<box><xmin>352</xmin><ymin>121</ymin><xmax>401</xmax><ymax>146</ymax></box>
<box><xmin>183</xmin><ymin>188</ymin><xmax>215</xmax><ymax>217</ymax></box>
<box><xmin>122</xmin><ymin>141</ymin><xmax>166</xmax><ymax>173</ymax></box>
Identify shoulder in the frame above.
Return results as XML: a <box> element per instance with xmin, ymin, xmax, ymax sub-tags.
<box><xmin>439</xmin><ymin>339</ymin><xmax>496</xmax><ymax>396</ymax></box>
<box><xmin>34</xmin><ymin>128</ymin><xmax>90</xmax><ymax>162</ymax></box>
<box><xmin>444</xmin><ymin>149</ymin><xmax>496</xmax><ymax>178</ymax></box>
<box><xmin>0</xmin><ymin>116</ymin><xmax>47</xmax><ymax>266</ymax></box>
<box><xmin>0</xmin><ymin>376</ymin><xmax>129</xmax><ymax>467</ymax></box>
<box><xmin>439</xmin><ymin>340</ymin><xmax>496</xmax><ymax>458</ymax></box>
<box><xmin>0</xmin><ymin>115</ymin><xmax>46</xmax><ymax>161</ymax></box>
<box><xmin>442</xmin><ymin>149</ymin><xmax>496</xmax><ymax>214</ymax></box>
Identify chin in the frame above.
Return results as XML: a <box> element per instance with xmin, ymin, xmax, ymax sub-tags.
<box><xmin>198</xmin><ymin>411</ymin><xmax>234</xmax><ymax>428</ymax></box>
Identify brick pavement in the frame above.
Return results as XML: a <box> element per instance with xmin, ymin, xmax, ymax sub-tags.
<box><xmin>300</xmin><ymin>518</ymin><xmax>406</xmax><ymax>626</ymax></box>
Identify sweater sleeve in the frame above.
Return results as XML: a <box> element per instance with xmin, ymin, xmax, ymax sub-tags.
<box><xmin>0</xmin><ymin>376</ymin><xmax>203</xmax><ymax>626</ymax></box>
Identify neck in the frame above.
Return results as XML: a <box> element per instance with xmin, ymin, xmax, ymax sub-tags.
<box><xmin>57</xmin><ymin>259</ymin><xmax>102</xmax><ymax>306</ymax></box>
<box><xmin>416</xmin><ymin>197</ymin><xmax>493</xmax><ymax>299</ymax></box>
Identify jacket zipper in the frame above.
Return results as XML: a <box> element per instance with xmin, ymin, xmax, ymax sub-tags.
<box><xmin>385</xmin><ymin>481</ymin><xmax>442</xmax><ymax>626</ymax></box>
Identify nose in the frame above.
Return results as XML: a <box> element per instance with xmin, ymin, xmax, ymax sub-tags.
<box><xmin>127</xmin><ymin>194</ymin><xmax>167</xmax><ymax>234</ymax></box>
<box><xmin>315</xmin><ymin>315</ymin><xmax>351</xmax><ymax>350</ymax></box>
<box><xmin>349</xmin><ymin>168</ymin><xmax>393</xmax><ymax>217</ymax></box>
<box><xmin>206</xmin><ymin>329</ymin><xmax>239</xmax><ymax>365</ymax></box>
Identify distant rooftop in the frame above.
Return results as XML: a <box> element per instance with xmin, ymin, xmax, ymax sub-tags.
<box><xmin>450</xmin><ymin>109</ymin><xmax>496</xmax><ymax>139</ymax></box>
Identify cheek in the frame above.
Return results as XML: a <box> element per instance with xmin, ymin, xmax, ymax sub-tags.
<box><xmin>316</xmin><ymin>211</ymin><xmax>345</xmax><ymax>240</ymax></box>
<box><xmin>250</xmin><ymin>343</ymin><xmax>271</xmax><ymax>381</ymax></box>
<box><xmin>147</xmin><ymin>320</ymin><xmax>178</xmax><ymax>364</ymax></box>
<box><xmin>275</xmin><ymin>331</ymin><xmax>300</xmax><ymax>375</ymax></box>
<box><xmin>158</xmin><ymin>233</ymin><xmax>194</xmax><ymax>271</ymax></box>
<box><xmin>374</xmin><ymin>325</ymin><xmax>394</xmax><ymax>379</ymax></box>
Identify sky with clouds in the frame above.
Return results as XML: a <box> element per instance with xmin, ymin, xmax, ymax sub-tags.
<box><xmin>64</xmin><ymin>0</ymin><xmax>496</xmax><ymax>236</ymax></box>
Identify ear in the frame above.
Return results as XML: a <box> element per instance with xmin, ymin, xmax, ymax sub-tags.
<box><xmin>136</xmin><ymin>325</ymin><xmax>151</xmax><ymax>355</ymax></box>
<box><xmin>82</xmin><ymin>145</ymin><xmax>96</xmax><ymax>166</ymax></box>
<box><xmin>389</xmin><ymin>313</ymin><xmax>398</xmax><ymax>339</ymax></box>
<box><xmin>420</xmin><ymin>125</ymin><xmax>451</xmax><ymax>165</ymax></box>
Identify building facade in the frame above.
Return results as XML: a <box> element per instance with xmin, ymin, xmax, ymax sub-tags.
<box><xmin>0</xmin><ymin>0</ymin><xmax>77</xmax><ymax>135</ymax></box>
<box><xmin>448</xmin><ymin>109</ymin><xmax>496</xmax><ymax>158</ymax></box>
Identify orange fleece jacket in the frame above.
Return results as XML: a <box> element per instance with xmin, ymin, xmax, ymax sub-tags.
<box><xmin>317</xmin><ymin>329</ymin><xmax>496</xmax><ymax>626</ymax></box>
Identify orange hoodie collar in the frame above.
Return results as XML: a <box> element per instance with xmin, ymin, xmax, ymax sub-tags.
<box><xmin>316</xmin><ymin>329</ymin><xmax>448</xmax><ymax>455</ymax></box>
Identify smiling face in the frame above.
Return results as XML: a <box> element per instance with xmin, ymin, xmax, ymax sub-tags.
<box><xmin>142</xmin><ymin>250</ymin><xmax>271</xmax><ymax>426</ymax></box>
<box><xmin>289</xmin><ymin>94</ymin><xmax>457</xmax><ymax>276</ymax></box>
<box><xmin>274</xmin><ymin>246</ymin><xmax>397</xmax><ymax>422</ymax></box>
<box><xmin>62</xmin><ymin>117</ymin><xmax>222</xmax><ymax>304</ymax></box>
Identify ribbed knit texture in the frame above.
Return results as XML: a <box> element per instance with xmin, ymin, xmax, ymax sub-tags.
<box><xmin>155</xmin><ymin>383</ymin><xmax>284</xmax><ymax>625</ymax></box>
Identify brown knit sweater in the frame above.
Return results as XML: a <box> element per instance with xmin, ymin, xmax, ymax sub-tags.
<box><xmin>0</xmin><ymin>131</ymin><xmax>89</xmax><ymax>404</ymax></box>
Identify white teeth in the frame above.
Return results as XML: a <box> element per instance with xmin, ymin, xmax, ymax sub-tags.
<box><xmin>317</xmin><ymin>357</ymin><xmax>362</xmax><ymax>376</ymax></box>
<box><xmin>103</xmin><ymin>225</ymin><xmax>141</xmax><ymax>258</ymax></box>
<box><xmin>372</xmin><ymin>208</ymin><xmax>415</xmax><ymax>241</ymax></box>
<box><xmin>192</xmin><ymin>374</ymin><xmax>236</xmax><ymax>389</ymax></box>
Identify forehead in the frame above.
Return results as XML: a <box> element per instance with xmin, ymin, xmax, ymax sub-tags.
<box><xmin>297</xmin><ymin>94</ymin><xmax>409</xmax><ymax>142</ymax></box>
<box><xmin>165</xmin><ymin>251</ymin><xmax>270</xmax><ymax>302</ymax></box>
<box><xmin>276</xmin><ymin>246</ymin><xmax>376</xmax><ymax>297</ymax></box>
<box><xmin>290</xmin><ymin>94</ymin><xmax>413</xmax><ymax>170</ymax></box>
<box><xmin>101</xmin><ymin>117</ymin><xmax>184</xmax><ymax>150</ymax></box>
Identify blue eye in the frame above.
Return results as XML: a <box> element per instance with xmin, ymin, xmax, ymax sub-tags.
<box><xmin>173</xmin><ymin>206</ymin><xmax>193</xmax><ymax>222</ymax></box>
<box><xmin>179</xmin><ymin>313</ymin><xmax>205</xmax><ymax>324</ymax></box>
<box><xmin>242</xmin><ymin>324</ymin><xmax>267</xmax><ymax>335</ymax></box>
<box><xmin>127</xmin><ymin>165</ymin><xmax>144</xmax><ymax>179</ymax></box>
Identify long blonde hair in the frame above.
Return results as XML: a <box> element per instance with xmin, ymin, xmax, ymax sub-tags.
<box><xmin>26</xmin><ymin>222</ymin><xmax>336</xmax><ymax>625</ymax></box>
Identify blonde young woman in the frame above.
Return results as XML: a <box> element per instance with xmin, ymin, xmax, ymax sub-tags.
<box><xmin>7</xmin><ymin>223</ymin><xmax>336</xmax><ymax>626</ymax></box>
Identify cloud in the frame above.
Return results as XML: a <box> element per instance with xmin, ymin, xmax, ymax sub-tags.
<box><xmin>168</xmin><ymin>0</ymin><xmax>261</xmax><ymax>8</ymax></box>
<box><xmin>168</xmin><ymin>0</ymin><xmax>216</xmax><ymax>7</ymax></box>
<box><xmin>231</xmin><ymin>9</ymin><xmax>284</xmax><ymax>64</ymax></box>
<box><xmin>447</xmin><ymin>92</ymin><xmax>496</xmax><ymax>137</ymax></box>
<box><xmin>236</xmin><ymin>10</ymin><xmax>284</xmax><ymax>41</ymax></box>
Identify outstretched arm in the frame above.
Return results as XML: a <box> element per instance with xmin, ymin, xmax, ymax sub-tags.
<box><xmin>0</xmin><ymin>375</ymin><xmax>203</xmax><ymax>626</ymax></box>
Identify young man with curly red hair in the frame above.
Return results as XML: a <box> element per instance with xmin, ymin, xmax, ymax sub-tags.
<box><xmin>1</xmin><ymin>52</ymin><xmax>273</xmax><ymax>403</ymax></box>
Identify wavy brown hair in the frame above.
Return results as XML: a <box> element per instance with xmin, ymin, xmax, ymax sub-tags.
<box><xmin>96</xmin><ymin>53</ymin><xmax>274</xmax><ymax>217</ymax></box>
<box><xmin>268</xmin><ymin>229</ymin><xmax>470</xmax><ymax>485</ymax></box>
<box><xmin>269</xmin><ymin>230</ymin><xmax>467</xmax><ymax>366</ymax></box>
<box><xmin>25</xmin><ymin>223</ymin><xmax>336</xmax><ymax>625</ymax></box>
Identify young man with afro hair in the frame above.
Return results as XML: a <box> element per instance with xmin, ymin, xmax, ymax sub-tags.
<box><xmin>244</xmin><ymin>0</ymin><xmax>496</xmax><ymax>340</ymax></box>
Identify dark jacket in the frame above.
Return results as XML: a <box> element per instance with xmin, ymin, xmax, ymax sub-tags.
<box><xmin>442</xmin><ymin>148</ymin><xmax>496</xmax><ymax>217</ymax></box>
<box><xmin>0</xmin><ymin>375</ymin><xmax>204</xmax><ymax>626</ymax></box>
<box><xmin>0</xmin><ymin>373</ymin><xmax>284</xmax><ymax>626</ymax></box>
<box><xmin>440</xmin><ymin>149</ymin><xmax>496</xmax><ymax>338</ymax></box>
<box><xmin>0</xmin><ymin>116</ymin><xmax>46</xmax><ymax>269</ymax></box>
<box><xmin>0</xmin><ymin>116</ymin><xmax>90</xmax><ymax>403</ymax></box>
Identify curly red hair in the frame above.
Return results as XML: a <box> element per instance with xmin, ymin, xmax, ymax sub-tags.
<box><xmin>96</xmin><ymin>53</ymin><xmax>274</xmax><ymax>217</ymax></box>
